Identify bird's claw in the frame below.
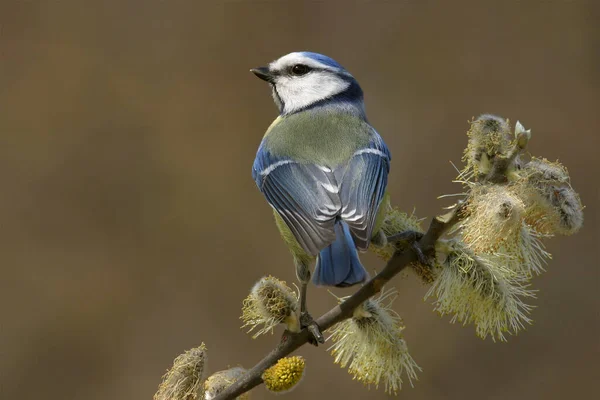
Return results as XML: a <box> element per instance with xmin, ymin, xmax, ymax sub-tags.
<box><xmin>300</xmin><ymin>311</ymin><xmax>324</xmax><ymax>346</ymax></box>
<box><xmin>387</xmin><ymin>230</ymin><xmax>424</xmax><ymax>244</ymax></box>
<box><xmin>411</xmin><ymin>240</ymin><xmax>432</xmax><ymax>267</ymax></box>
<box><xmin>387</xmin><ymin>230</ymin><xmax>433</xmax><ymax>266</ymax></box>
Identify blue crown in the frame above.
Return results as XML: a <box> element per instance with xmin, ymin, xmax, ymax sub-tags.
<box><xmin>299</xmin><ymin>52</ymin><xmax>344</xmax><ymax>70</ymax></box>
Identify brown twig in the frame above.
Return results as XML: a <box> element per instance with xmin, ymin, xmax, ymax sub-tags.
<box><xmin>485</xmin><ymin>129</ymin><xmax>531</xmax><ymax>184</ymax></box>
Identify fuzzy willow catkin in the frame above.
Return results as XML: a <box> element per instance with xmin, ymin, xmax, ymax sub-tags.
<box><xmin>427</xmin><ymin>240</ymin><xmax>535</xmax><ymax>341</ymax></box>
<box><xmin>204</xmin><ymin>367</ymin><xmax>249</xmax><ymax>400</ymax></box>
<box><xmin>328</xmin><ymin>289</ymin><xmax>420</xmax><ymax>394</ymax></box>
<box><xmin>241</xmin><ymin>276</ymin><xmax>300</xmax><ymax>337</ymax></box>
<box><xmin>516</xmin><ymin>158</ymin><xmax>583</xmax><ymax>235</ymax></box>
<box><xmin>463</xmin><ymin>114</ymin><xmax>514</xmax><ymax>177</ymax></box>
<box><xmin>460</xmin><ymin>185</ymin><xmax>525</xmax><ymax>253</ymax></box>
<box><xmin>154</xmin><ymin>344</ymin><xmax>208</xmax><ymax>400</ymax></box>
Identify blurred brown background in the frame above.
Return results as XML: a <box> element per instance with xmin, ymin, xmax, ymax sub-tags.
<box><xmin>0</xmin><ymin>1</ymin><xmax>598</xmax><ymax>399</ymax></box>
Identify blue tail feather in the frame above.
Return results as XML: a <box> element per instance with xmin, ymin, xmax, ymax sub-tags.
<box><xmin>313</xmin><ymin>221</ymin><xmax>368</xmax><ymax>287</ymax></box>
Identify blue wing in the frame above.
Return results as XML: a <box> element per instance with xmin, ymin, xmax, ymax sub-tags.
<box><xmin>338</xmin><ymin>134</ymin><xmax>390</xmax><ymax>250</ymax></box>
<box><xmin>252</xmin><ymin>134</ymin><xmax>390</xmax><ymax>255</ymax></box>
<box><xmin>253</xmin><ymin>142</ymin><xmax>340</xmax><ymax>255</ymax></box>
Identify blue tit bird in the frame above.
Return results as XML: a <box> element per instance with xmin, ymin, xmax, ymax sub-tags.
<box><xmin>251</xmin><ymin>52</ymin><xmax>391</xmax><ymax>342</ymax></box>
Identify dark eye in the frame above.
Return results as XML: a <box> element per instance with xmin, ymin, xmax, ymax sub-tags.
<box><xmin>290</xmin><ymin>64</ymin><xmax>311</xmax><ymax>76</ymax></box>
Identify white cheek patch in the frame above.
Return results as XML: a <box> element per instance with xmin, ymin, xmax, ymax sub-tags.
<box><xmin>276</xmin><ymin>73</ymin><xmax>350</xmax><ymax>114</ymax></box>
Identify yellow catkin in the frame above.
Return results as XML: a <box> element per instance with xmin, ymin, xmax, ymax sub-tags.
<box><xmin>261</xmin><ymin>356</ymin><xmax>306</xmax><ymax>393</ymax></box>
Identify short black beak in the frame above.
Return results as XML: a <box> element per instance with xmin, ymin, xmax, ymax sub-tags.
<box><xmin>250</xmin><ymin>67</ymin><xmax>274</xmax><ymax>83</ymax></box>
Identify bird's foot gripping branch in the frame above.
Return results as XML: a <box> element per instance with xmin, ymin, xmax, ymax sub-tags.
<box><xmin>154</xmin><ymin>115</ymin><xmax>584</xmax><ymax>400</ymax></box>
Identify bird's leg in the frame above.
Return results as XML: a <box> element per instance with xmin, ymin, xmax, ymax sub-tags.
<box><xmin>295</xmin><ymin>260</ymin><xmax>324</xmax><ymax>346</ymax></box>
<box><xmin>387</xmin><ymin>230</ymin><xmax>424</xmax><ymax>244</ymax></box>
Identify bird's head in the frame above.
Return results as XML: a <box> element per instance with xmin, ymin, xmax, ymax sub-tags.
<box><xmin>251</xmin><ymin>52</ymin><xmax>363</xmax><ymax>115</ymax></box>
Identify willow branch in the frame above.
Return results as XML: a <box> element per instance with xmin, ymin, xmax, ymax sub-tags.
<box><xmin>486</xmin><ymin>129</ymin><xmax>530</xmax><ymax>183</ymax></box>
<box><xmin>212</xmin><ymin>133</ymin><xmax>529</xmax><ymax>400</ymax></box>
<box><xmin>212</xmin><ymin>208</ymin><xmax>460</xmax><ymax>400</ymax></box>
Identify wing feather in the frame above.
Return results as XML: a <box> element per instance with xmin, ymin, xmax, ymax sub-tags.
<box><xmin>254</xmin><ymin>144</ymin><xmax>340</xmax><ymax>255</ymax></box>
<box><xmin>338</xmin><ymin>137</ymin><xmax>390</xmax><ymax>250</ymax></box>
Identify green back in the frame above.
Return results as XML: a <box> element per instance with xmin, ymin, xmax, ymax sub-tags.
<box><xmin>263</xmin><ymin>111</ymin><xmax>372</xmax><ymax>166</ymax></box>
